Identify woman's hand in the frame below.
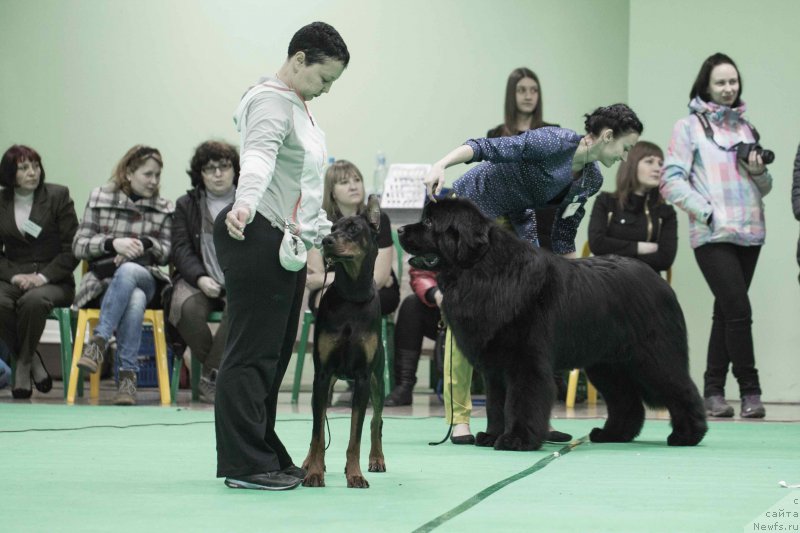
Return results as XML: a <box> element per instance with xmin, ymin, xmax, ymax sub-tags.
<box><xmin>10</xmin><ymin>273</ymin><xmax>45</xmax><ymax>291</ymax></box>
<box><xmin>197</xmin><ymin>276</ymin><xmax>223</xmax><ymax>298</ymax></box>
<box><xmin>226</xmin><ymin>206</ymin><xmax>250</xmax><ymax>240</ymax></box>
<box><xmin>424</xmin><ymin>163</ymin><xmax>447</xmax><ymax>200</ymax></box>
<box><xmin>423</xmin><ymin>145</ymin><xmax>475</xmax><ymax>200</ymax></box>
<box><xmin>637</xmin><ymin>242</ymin><xmax>658</xmax><ymax>255</ymax></box>
<box><xmin>743</xmin><ymin>150</ymin><xmax>766</xmax><ymax>177</ymax></box>
<box><xmin>113</xmin><ymin>237</ymin><xmax>144</xmax><ymax>259</ymax></box>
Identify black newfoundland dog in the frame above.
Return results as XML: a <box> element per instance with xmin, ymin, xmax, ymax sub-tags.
<box><xmin>398</xmin><ymin>198</ymin><xmax>706</xmax><ymax>451</ymax></box>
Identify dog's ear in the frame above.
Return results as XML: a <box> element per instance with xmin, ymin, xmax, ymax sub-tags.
<box><xmin>455</xmin><ymin>219</ymin><xmax>489</xmax><ymax>265</ymax></box>
<box><xmin>433</xmin><ymin>204</ymin><xmax>490</xmax><ymax>267</ymax></box>
<box><xmin>365</xmin><ymin>194</ymin><xmax>381</xmax><ymax>233</ymax></box>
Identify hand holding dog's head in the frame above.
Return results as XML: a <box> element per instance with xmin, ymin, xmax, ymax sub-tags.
<box><xmin>398</xmin><ymin>198</ymin><xmax>490</xmax><ymax>271</ymax></box>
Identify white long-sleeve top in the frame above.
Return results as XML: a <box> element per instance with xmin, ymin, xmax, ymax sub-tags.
<box><xmin>232</xmin><ymin>76</ymin><xmax>331</xmax><ymax>249</ymax></box>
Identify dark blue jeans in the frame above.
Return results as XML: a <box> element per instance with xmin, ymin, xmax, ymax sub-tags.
<box><xmin>93</xmin><ymin>262</ymin><xmax>156</xmax><ymax>372</ymax></box>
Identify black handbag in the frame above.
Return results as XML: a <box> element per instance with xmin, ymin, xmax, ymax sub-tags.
<box><xmin>88</xmin><ymin>253</ymin><xmax>154</xmax><ymax>280</ymax></box>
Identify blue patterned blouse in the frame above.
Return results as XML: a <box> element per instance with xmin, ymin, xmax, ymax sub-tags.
<box><xmin>453</xmin><ymin>127</ymin><xmax>603</xmax><ymax>254</ymax></box>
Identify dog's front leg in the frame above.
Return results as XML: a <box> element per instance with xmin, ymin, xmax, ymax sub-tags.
<box><xmin>494</xmin><ymin>362</ymin><xmax>552</xmax><ymax>451</ymax></box>
<box><xmin>368</xmin><ymin>356</ymin><xmax>386</xmax><ymax>473</ymax></box>
<box><xmin>302</xmin><ymin>372</ymin><xmax>333</xmax><ymax>487</ymax></box>
<box><xmin>345</xmin><ymin>376</ymin><xmax>371</xmax><ymax>488</ymax></box>
<box><xmin>476</xmin><ymin>368</ymin><xmax>505</xmax><ymax>447</ymax></box>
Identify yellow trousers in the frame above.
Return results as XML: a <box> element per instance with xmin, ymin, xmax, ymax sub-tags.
<box><xmin>443</xmin><ymin>327</ymin><xmax>473</xmax><ymax>425</ymax></box>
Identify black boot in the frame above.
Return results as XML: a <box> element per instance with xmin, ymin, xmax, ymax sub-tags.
<box><xmin>385</xmin><ymin>349</ymin><xmax>419</xmax><ymax>406</ymax></box>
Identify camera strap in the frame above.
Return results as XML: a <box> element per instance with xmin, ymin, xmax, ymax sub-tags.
<box><xmin>693</xmin><ymin>112</ymin><xmax>760</xmax><ymax>152</ymax></box>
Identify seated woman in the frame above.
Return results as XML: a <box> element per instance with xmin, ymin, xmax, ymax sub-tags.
<box><xmin>307</xmin><ymin>160</ymin><xmax>399</xmax><ymax>313</ymax></box>
<box><xmin>0</xmin><ymin>145</ymin><xmax>79</xmax><ymax>398</ymax></box>
<box><xmin>588</xmin><ymin>140</ymin><xmax>677</xmax><ymax>273</ymax></box>
<box><xmin>167</xmin><ymin>140</ymin><xmax>239</xmax><ymax>403</ymax></box>
<box><xmin>384</xmin><ymin>267</ymin><xmax>442</xmax><ymax>406</ymax></box>
<box><xmin>73</xmin><ymin>145</ymin><xmax>174</xmax><ymax>405</ymax></box>
<box><xmin>306</xmin><ymin>160</ymin><xmax>400</xmax><ymax>404</ymax></box>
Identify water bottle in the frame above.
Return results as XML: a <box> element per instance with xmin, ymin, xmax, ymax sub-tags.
<box><xmin>373</xmin><ymin>151</ymin><xmax>387</xmax><ymax>197</ymax></box>
<box><xmin>323</xmin><ymin>156</ymin><xmax>335</xmax><ymax>175</ymax></box>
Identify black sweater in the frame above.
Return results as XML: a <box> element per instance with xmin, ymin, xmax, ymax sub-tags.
<box><xmin>587</xmin><ymin>191</ymin><xmax>677</xmax><ymax>272</ymax></box>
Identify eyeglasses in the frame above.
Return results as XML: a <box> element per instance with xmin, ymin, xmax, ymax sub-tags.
<box><xmin>201</xmin><ymin>161</ymin><xmax>233</xmax><ymax>175</ymax></box>
<box><xmin>17</xmin><ymin>162</ymin><xmax>41</xmax><ymax>173</ymax></box>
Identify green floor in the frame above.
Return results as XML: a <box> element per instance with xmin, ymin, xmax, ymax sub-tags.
<box><xmin>2</xmin><ymin>404</ymin><xmax>798</xmax><ymax>532</ymax></box>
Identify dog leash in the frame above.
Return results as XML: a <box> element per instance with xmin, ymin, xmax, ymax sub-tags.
<box><xmin>429</xmin><ymin>320</ymin><xmax>454</xmax><ymax>446</ymax></box>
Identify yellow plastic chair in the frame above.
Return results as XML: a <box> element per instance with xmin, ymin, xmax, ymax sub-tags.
<box><xmin>66</xmin><ymin>308</ymin><xmax>172</xmax><ymax>405</ymax></box>
<box><xmin>290</xmin><ymin>229</ymin><xmax>404</xmax><ymax>404</ymax></box>
<box><xmin>566</xmin><ymin>242</ymin><xmax>673</xmax><ymax>408</ymax></box>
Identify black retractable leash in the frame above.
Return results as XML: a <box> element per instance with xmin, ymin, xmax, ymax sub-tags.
<box><xmin>320</xmin><ymin>264</ymin><xmax>332</xmax><ymax>451</ymax></box>
<box><xmin>429</xmin><ymin>320</ymin><xmax>455</xmax><ymax>446</ymax></box>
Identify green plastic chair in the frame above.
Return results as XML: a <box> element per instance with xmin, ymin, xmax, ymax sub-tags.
<box><xmin>169</xmin><ymin>310</ymin><xmax>222</xmax><ymax>404</ymax></box>
<box><xmin>48</xmin><ymin>307</ymin><xmax>77</xmax><ymax>399</ymax></box>
<box><xmin>290</xmin><ymin>229</ymin><xmax>404</xmax><ymax>404</ymax></box>
<box><xmin>9</xmin><ymin>308</ymin><xmax>76</xmax><ymax>399</ymax></box>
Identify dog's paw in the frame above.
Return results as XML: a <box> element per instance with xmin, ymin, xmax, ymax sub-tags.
<box><xmin>302</xmin><ymin>472</ymin><xmax>325</xmax><ymax>488</ymax></box>
<box><xmin>346</xmin><ymin>474</ymin><xmax>370</xmax><ymax>488</ymax></box>
<box><xmin>589</xmin><ymin>427</ymin><xmax>633</xmax><ymax>443</ymax></box>
<box><xmin>667</xmin><ymin>431</ymin><xmax>703</xmax><ymax>447</ymax></box>
<box><xmin>475</xmin><ymin>432</ymin><xmax>498</xmax><ymax>447</ymax></box>
<box><xmin>368</xmin><ymin>457</ymin><xmax>386</xmax><ymax>472</ymax></box>
<box><xmin>494</xmin><ymin>432</ymin><xmax>540</xmax><ymax>451</ymax></box>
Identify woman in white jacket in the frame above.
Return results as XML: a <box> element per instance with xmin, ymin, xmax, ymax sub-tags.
<box><xmin>215</xmin><ymin>22</ymin><xmax>349</xmax><ymax>491</ymax></box>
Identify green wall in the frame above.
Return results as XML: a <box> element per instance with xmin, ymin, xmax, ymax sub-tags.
<box><xmin>1</xmin><ymin>0</ymin><xmax>797</xmax><ymax>401</ymax></box>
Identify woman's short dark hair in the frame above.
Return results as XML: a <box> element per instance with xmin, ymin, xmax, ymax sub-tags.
<box><xmin>288</xmin><ymin>21</ymin><xmax>350</xmax><ymax>67</ymax></box>
<box><xmin>689</xmin><ymin>52</ymin><xmax>742</xmax><ymax>107</ymax></box>
<box><xmin>584</xmin><ymin>103</ymin><xmax>643</xmax><ymax>137</ymax></box>
<box><xmin>187</xmin><ymin>140</ymin><xmax>240</xmax><ymax>190</ymax></box>
<box><xmin>0</xmin><ymin>144</ymin><xmax>46</xmax><ymax>193</ymax></box>
<box><xmin>614</xmin><ymin>141</ymin><xmax>664</xmax><ymax>209</ymax></box>
<box><xmin>501</xmin><ymin>67</ymin><xmax>544</xmax><ymax>136</ymax></box>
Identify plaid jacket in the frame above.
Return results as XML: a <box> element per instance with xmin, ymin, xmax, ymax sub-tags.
<box><xmin>72</xmin><ymin>184</ymin><xmax>174</xmax><ymax>308</ymax></box>
<box><xmin>661</xmin><ymin>97</ymin><xmax>772</xmax><ymax>249</ymax></box>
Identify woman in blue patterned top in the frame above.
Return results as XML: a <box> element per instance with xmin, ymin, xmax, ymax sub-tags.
<box><xmin>425</xmin><ymin>104</ymin><xmax>643</xmax><ymax>258</ymax></box>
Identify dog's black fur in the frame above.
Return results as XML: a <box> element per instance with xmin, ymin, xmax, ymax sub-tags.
<box><xmin>302</xmin><ymin>195</ymin><xmax>386</xmax><ymax>488</ymax></box>
<box><xmin>398</xmin><ymin>198</ymin><xmax>707</xmax><ymax>450</ymax></box>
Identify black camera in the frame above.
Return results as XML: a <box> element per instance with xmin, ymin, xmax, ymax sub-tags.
<box><xmin>736</xmin><ymin>142</ymin><xmax>775</xmax><ymax>165</ymax></box>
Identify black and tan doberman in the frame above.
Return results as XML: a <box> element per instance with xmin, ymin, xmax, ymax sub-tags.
<box><xmin>302</xmin><ymin>195</ymin><xmax>386</xmax><ymax>488</ymax></box>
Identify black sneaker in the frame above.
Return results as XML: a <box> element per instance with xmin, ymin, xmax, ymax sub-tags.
<box><xmin>281</xmin><ymin>464</ymin><xmax>307</xmax><ymax>479</ymax></box>
<box><xmin>740</xmin><ymin>395</ymin><xmax>766</xmax><ymax>419</ymax></box>
<box><xmin>704</xmin><ymin>395</ymin><xmax>734</xmax><ymax>417</ymax></box>
<box><xmin>546</xmin><ymin>429</ymin><xmax>573</xmax><ymax>443</ymax></box>
<box><xmin>224</xmin><ymin>472</ymin><xmax>302</xmax><ymax>491</ymax></box>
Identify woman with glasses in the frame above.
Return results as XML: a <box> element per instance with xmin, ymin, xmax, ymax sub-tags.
<box><xmin>166</xmin><ymin>140</ymin><xmax>239</xmax><ymax>403</ymax></box>
<box><xmin>0</xmin><ymin>145</ymin><xmax>79</xmax><ymax>398</ymax></box>
<box><xmin>661</xmin><ymin>53</ymin><xmax>772</xmax><ymax>419</ymax></box>
<box><xmin>73</xmin><ymin>145</ymin><xmax>174</xmax><ymax>405</ymax></box>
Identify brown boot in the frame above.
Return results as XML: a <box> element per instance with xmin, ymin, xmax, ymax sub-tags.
<box><xmin>77</xmin><ymin>336</ymin><xmax>106</xmax><ymax>374</ymax></box>
<box><xmin>113</xmin><ymin>370</ymin><xmax>137</xmax><ymax>406</ymax></box>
